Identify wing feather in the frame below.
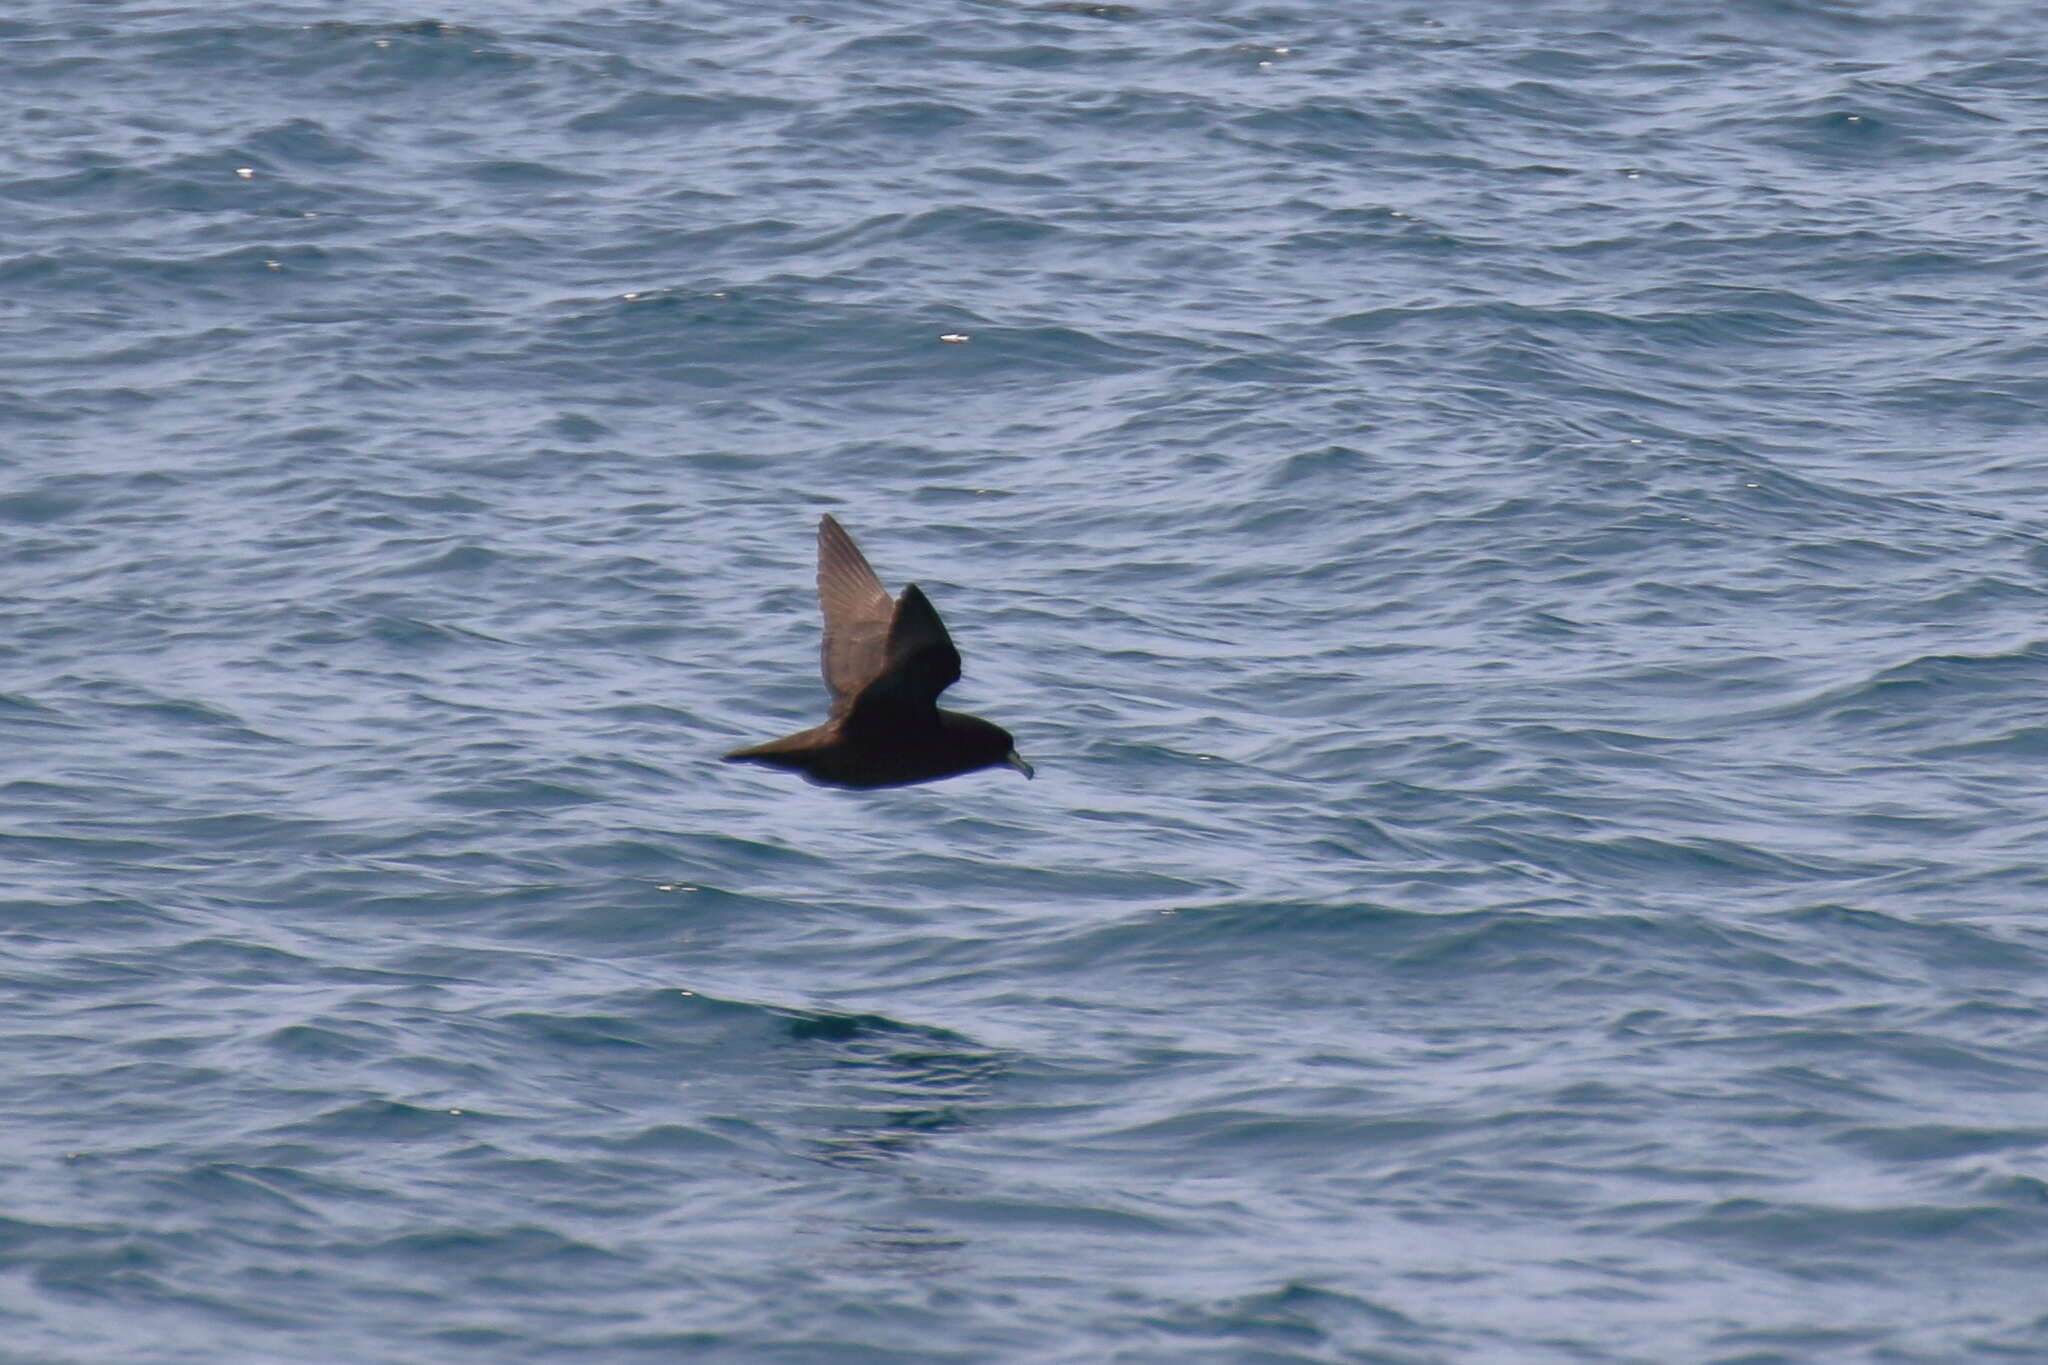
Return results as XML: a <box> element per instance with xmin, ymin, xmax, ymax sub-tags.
<box><xmin>816</xmin><ymin>515</ymin><xmax>894</xmax><ymax>708</ymax></box>
<box><xmin>843</xmin><ymin>583</ymin><xmax>963</xmax><ymax>732</ymax></box>
<box><xmin>884</xmin><ymin>584</ymin><xmax>962</xmax><ymax>702</ymax></box>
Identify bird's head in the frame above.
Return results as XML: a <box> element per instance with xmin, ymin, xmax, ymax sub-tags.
<box><xmin>944</xmin><ymin>712</ymin><xmax>1034</xmax><ymax>780</ymax></box>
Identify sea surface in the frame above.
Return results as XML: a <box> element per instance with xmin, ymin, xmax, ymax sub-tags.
<box><xmin>7</xmin><ymin>1</ymin><xmax>2048</xmax><ymax>1361</ymax></box>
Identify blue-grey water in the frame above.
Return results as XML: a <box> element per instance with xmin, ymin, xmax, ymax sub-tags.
<box><xmin>7</xmin><ymin>1</ymin><xmax>2048</xmax><ymax>1361</ymax></box>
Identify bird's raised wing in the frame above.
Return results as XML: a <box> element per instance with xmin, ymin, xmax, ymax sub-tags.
<box><xmin>843</xmin><ymin>583</ymin><xmax>964</xmax><ymax>732</ymax></box>
<box><xmin>816</xmin><ymin>514</ymin><xmax>895</xmax><ymax>709</ymax></box>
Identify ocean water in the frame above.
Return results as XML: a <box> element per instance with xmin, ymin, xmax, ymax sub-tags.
<box><xmin>7</xmin><ymin>0</ymin><xmax>2048</xmax><ymax>1360</ymax></box>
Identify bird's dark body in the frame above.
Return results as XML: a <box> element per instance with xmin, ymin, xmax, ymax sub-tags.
<box><xmin>723</xmin><ymin>516</ymin><xmax>1031</xmax><ymax>790</ymax></box>
<box><xmin>725</xmin><ymin>709</ymin><xmax>1017</xmax><ymax>789</ymax></box>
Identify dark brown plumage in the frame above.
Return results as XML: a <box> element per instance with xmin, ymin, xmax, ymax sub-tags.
<box><xmin>723</xmin><ymin>515</ymin><xmax>1033</xmax><ymax>789</ymax></box>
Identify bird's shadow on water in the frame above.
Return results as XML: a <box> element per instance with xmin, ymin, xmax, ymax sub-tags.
<box><xmin>776</xmin><ymin>1009</ymin><xmax>1007</xmax><ymax>1170</ymax></box>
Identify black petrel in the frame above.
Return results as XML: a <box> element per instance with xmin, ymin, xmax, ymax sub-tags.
<box><xmin>723</xmin><ymin>515</ymin><xmax>1033</xmax><ymax>789</ymax></box>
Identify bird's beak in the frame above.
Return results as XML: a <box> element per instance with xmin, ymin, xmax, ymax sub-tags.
<box><xmin>1005</xmin><ymin>750</ymin><xmax>1035</xmax><ymax>780</ymax></box>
